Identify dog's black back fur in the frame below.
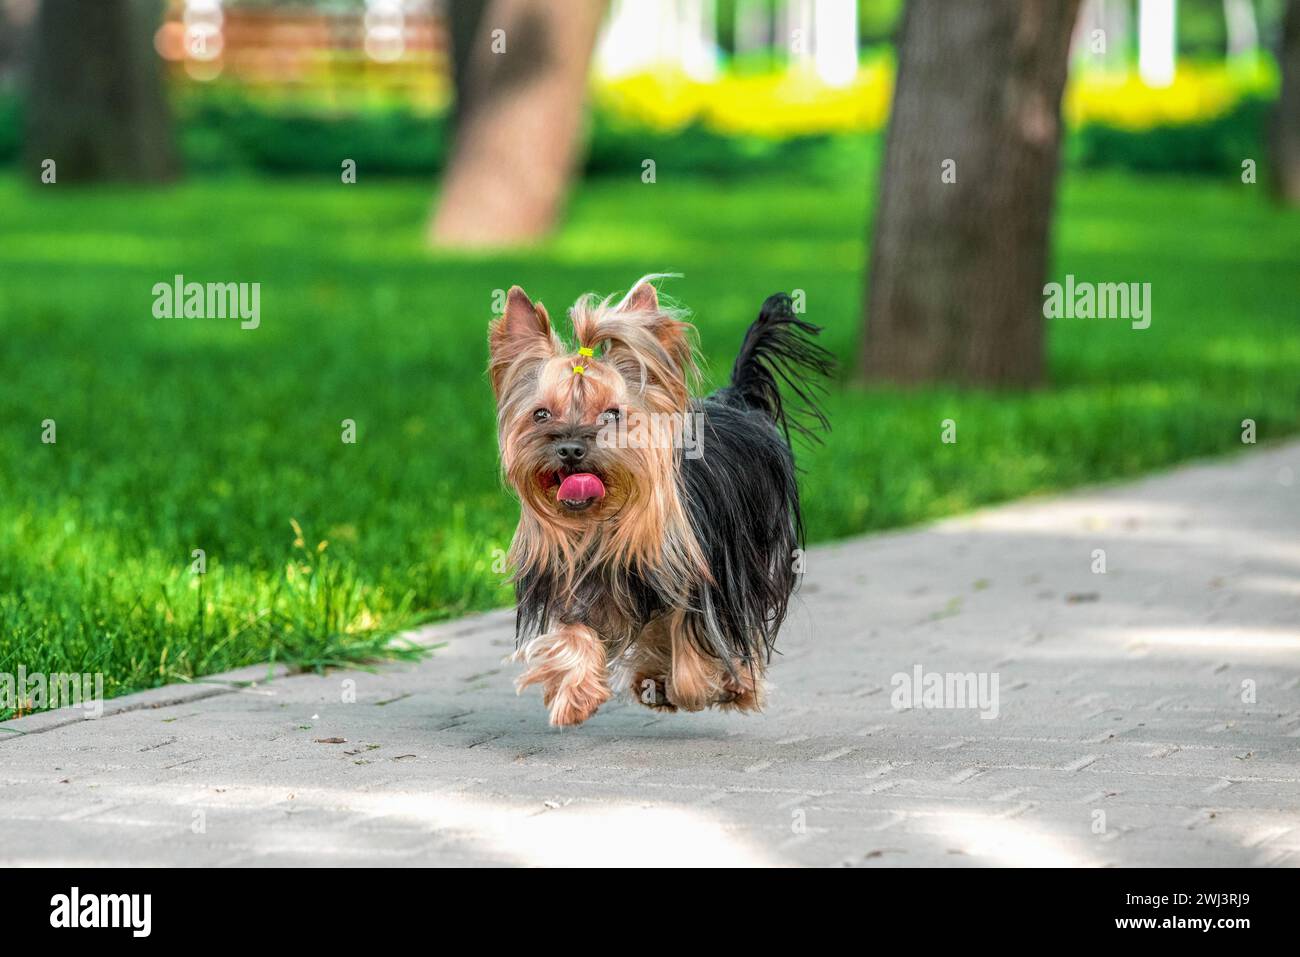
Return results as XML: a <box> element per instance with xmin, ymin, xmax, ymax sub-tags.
<box><xmin>681</xmin><ymin>293</ymin><xmax>833</xmax><ymax>665</ymax></box>
<box><xmin>514</xmin><ymin>293</ymin><xmax>832</xmax><ymax>667</ymax></box>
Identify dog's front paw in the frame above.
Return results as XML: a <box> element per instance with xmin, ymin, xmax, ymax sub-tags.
<box><xmin>514</xmin><ymin>625</ymin><xmax>611</xmax><ymax>727</ymax></box>
<box><xmin>631</xmin><ymin>674</ymin><xmax>676</xmax><ymax>712</ymax></box>
<box><xmin>545</xmin><ymin>679</ymin><xmax>612</xmax><ymax>727</ymax></box>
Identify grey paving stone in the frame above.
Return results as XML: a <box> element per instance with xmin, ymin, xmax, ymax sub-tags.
<box><xmin>1</xmin><ymin>442</ymin><xmax>1297</xmax><ymax>866</ymax></box>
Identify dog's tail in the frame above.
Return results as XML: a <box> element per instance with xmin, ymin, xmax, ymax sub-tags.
<box><xmin>724</xmin><ymin>293</ymin><xmax>834</xmax><ymax>444</ymax></box>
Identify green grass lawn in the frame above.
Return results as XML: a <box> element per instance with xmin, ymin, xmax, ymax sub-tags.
<box><xmin>1</xmin><ymin>167</ymin><xmax>1297</xmax><ymax>716</ymax></box>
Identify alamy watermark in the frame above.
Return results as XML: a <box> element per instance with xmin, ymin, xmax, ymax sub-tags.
<box><xmin>1043</xmin><ymin>274</ymin><xmax>1151</xmax><ymax>330</ymax></box>
<box><xmin>1</xmin><ymin>667</ymin><xmax>104</xmax><ymax>719</ymax></box>
<box><xmin>891</xmin><ymin>665</ymin><xmax>999</xmax><ymax>720</ymax></box>
<box><xmin>595</xmin><ymin>410</ymin><xmax>705</xmax><ymax>459</ymax></box>
<box><xmin>152</xmin><ymin>274</ymin><xmax>260</xmax><ymax>330</ymax></box>
<box><xmin>50</xmin><ymin>887</ymin><xmax>151</xmax><ymax>937</ymax></box>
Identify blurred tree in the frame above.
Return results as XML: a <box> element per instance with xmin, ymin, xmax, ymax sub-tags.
<box><xmin>861</xmin><ymin>0</ymin><xmax>1080</xmax><ymax>387</ymax></box>
<box><xmin>1276</xmin><ymin>0</ymin><xmax>1300</xmax><ymax>203</ymax></box>
<box><xmin>447</xmin><ymin>0</ymin><xmax>490</xmax><ymax>134</ymax></box>
<box><xmin>23</xmin><ymin>0</ymin><xmax>177</xmax><ymax>182</ymax></box>
<box><xmin>430</xmin><ymin>0</ymin><xmax>606</xmax><ymax>247</ymax></box>
<box><xmin>0</xmin><ymin>1</ymin><xmax>35</xmax><ymax>88</ymax></box>
<box><xmin>1223</xmin><ymin>0</ymin><xmax>1260</xmax><ymax>62</ymax></box>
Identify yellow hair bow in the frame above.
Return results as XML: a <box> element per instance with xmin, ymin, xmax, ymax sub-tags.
<box><xmin>572</xmin><ymin>346</ymin><xmax>594</xmax><ymax>375</ymax></box>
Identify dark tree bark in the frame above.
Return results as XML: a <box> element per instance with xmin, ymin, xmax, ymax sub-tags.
<box><xmin>23</xmin><ymin>0</ymin><xmax>178</xmax><ymax>183</ymax></box>
<box><xmin>861</xmin><ymin>0</ymin><xmax>1081</xmax><ymax>388</ymax></box>
<box><xmin>429</xmin><ymin>0</ymin><xmax>605</xmax><ymax>247</ymax></box>
<box><xmin>0</xmin><ymin>2</ymin><xmax>35</xmax><ymax>85</ymax></box>
<box><xmin>446</xmin><ymin>0</ymin><xmax>490</xmax><ymax>135</ymax></box>
<box><xmin>1274</xmin><ymin>0</ymin><xmax>1300</xmax><ymax>204</ymax></box>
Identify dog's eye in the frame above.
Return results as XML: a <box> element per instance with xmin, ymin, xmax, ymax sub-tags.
<box><xmin>599</xmin><ymin>408</ymin><xmax>620</xmax><ymax>424</ymax></box>
<box><xmin>532</xmin><ymin>409</ymin><xmax>551</xmax><ymax>423</ymax></box>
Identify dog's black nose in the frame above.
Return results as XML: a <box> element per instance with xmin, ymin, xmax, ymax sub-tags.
<box><xmin>554</xmin><ymin>439</ymin><xmax>586</xmax><ymax>463</ymax></box>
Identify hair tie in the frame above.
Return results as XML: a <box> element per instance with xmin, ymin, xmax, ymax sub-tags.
<box><xmin>572</xmin><ymin>346</ymin><xmax>594</xmax><ymax>375</ymax></box>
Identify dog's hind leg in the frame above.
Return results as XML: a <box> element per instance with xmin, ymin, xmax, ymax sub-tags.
<box><xmin>621</xmin><ymin>611</ymin><xmax>716</xmax><ymax>711</ymax></box>
<box><xmin>666</xmin><ymin>610</ymin><xmax>767</xmax><ymax>713</ymax></box>
<box><xmin>665</xmin><ymin>614</ymin><xmax>724</xmax><ymax>712</ymax></box>
<box><xmin>712</xmin><ymin>659</ymin><xmax>766</xmax><ymax>713</ymax></box>
<box><xmin>671</xmin><ymin>647</ymin><xmax>766</xmax><ymax>713</ymax></box>
<box><xmin>624</xmin><ymin>611</ymin><xmax>767</xmax><ymax>713</ymax></box>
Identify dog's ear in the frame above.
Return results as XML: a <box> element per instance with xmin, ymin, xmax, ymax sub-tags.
<box><xmin>489</xmin><ymin>286</ymin><xmax>555</xmax><ymax>398</ymax></box>
<box><xmin>497</xmin><ymin>286</ymin><xmax>550</xmax><ymax>341</ymax></box>
<box><xmin>583</xmin><ymin>280</ymin><xmax>695</xmax><ymax>409</ymax></box>
<box><xmin>620</xmin><ymin>280</ymin><xmax>659</xmax><ymax>316</ymax></box>
<box><xmin>613</xmin><ymin>280</ymin><xmax>691</xmax><ymax>382</ymax></box>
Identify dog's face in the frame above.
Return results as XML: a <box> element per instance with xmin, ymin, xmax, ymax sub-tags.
<box><xmin>489</xmin><ymin>282</ymin><xmax>694</xmax><ymax>531</ymax></box>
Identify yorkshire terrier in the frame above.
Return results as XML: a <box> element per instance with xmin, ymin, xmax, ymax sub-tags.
<box><xmin>489</xmin><ymin>277</ymin><xmax>832</xmax><ymax>727</ymax></box>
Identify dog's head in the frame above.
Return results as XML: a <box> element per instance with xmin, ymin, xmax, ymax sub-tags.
<box><xmin>488</xmin><ymin>279</ymin><xmax>697</xmax><ymax>535</ymax></box>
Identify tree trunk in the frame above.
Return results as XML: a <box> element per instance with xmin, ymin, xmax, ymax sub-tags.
<box><xmin>1274</xmin><ymin>0</ymin><xmax>1300</xmax><ymax>204</ymax></box>
<box><xmin>1223</xmin><ymin>0</ymin><xmax>1260</xmax><ymax>62</ymax></box>
<box><xmin>861</xmin><ymin>0</ymin><xmax>1080</xmax><ymax>388</ymax></box>
<box><xmin>447</xmin><ymin>0</ymin><xmax>491</xmax><ymax>134</ymax></box>
<box><xmin>429</xmin><ymin>0</ymin><xmax>606</xmax><ymax>248</ymax></box>
<box><xmin>0</xmin><ymin>1</ymin><xmax>34</xmax><ymax>85</ymax></box>
<box><xmin>23</xmin><ymin>0</ymin><xmax>178</xmax><ymax>183</ymax></box>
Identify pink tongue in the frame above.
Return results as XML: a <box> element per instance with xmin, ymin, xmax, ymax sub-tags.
<box><xmin>557</xmin><ymin>472</ymin><xmax>606</xmax><ymax>502</ymax></box>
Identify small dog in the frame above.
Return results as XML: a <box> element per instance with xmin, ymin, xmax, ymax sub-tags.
<box><xmin>489</xmin><ymin>277</ymin><xmax>832</xmax><ymax>726</ymax></box>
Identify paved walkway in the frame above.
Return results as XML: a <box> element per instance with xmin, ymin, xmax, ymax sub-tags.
<box><xmin>2</xmin><ymin>443</ymin><xmax>1298</xmax><ymax>866</ymax></box>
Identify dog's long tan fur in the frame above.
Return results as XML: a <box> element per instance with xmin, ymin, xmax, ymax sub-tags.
<box><xmin>490</xmin><ymin>278</ymin><xmax>775</xmax><ymax>726</ymax></box>
<box><xmin>492</xmin><ymin>283</ymin><xmax>709</xmax><ymax>611</ymax></box>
